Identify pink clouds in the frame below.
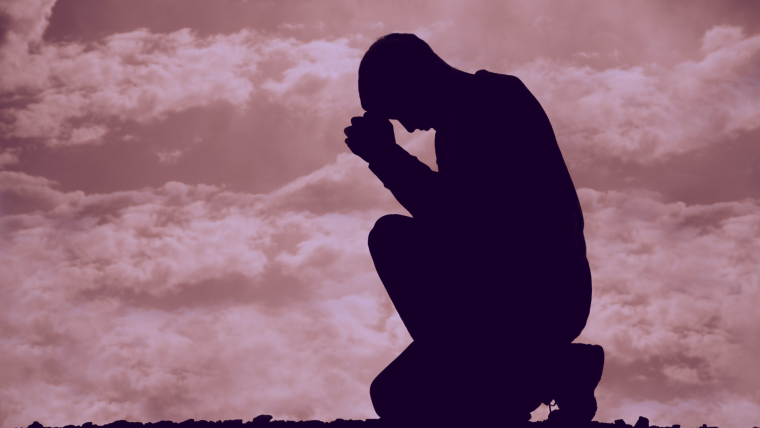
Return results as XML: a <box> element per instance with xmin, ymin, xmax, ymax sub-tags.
<box><xmin>0</xmin><ymin>148</ymin><xmax>20</xmax><ymax>167</ymax></box>
<box><xmin>0</xmin><ymin>156</ymin><xmax>407</xmax><ymax>426</ymax></box>
<box><xmin>2</xmin><ymin>1</ymin><xmax>760</xmax><ymax>427</ymax></box>
<box><xmin>513</xmin><ymin>25</ymin><xmax>760</xmax><ymax>165</ymax></box>
<box><xmin>3</xmin><ymin>158</ymin><xmax>759</xmax><ymax>427</ymax></box>
<box><xmin>577</xmin><ymin>189</ymin><xmax>760</xmax><ymax>426</ymax></box>
<box><xmin>0</xmin><ymin>0</ymin><xmax>56</xmax><ymax>78</ymax></box>
<box><xmin>1</xmin><ymin>1</ymin><xmax>363</xmax><ymax>147</ymax></box>
<box><xmin>582</xmin><ymin>192</ymin><xmax>760</xmax><ymax>372</ymax></box>
<box><xmin>2</xmin><ymin>27</ymin><xmax>259</xmax><ymax>145</ymax></box>
<box><xmin>260</xmin><ymin>38</ymin><xmax>361</xmax><ymax>115</ymax></box>
<box><xmin>0</xmin><ymin>170</ymin><xmax>84</xmax><ymax>214</ymax></box>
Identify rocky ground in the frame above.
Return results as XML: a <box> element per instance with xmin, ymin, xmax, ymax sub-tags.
<box><xmin>22</xmin><ymin>415</ymin><xmax>730</xmax><ymax>428</ymax></box>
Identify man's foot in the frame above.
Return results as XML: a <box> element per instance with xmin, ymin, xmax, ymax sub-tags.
<box><xmin>545</xmin><ymin>343</ymin><xmax>605</xmax><ymax>425</ymax></box>
<box><xmin>545</xmin><ymin>405</ymin><xmax>595</xmax><ymax>427</ymax></box>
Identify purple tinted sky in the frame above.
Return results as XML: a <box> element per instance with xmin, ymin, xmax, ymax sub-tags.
<box><xmin>1</xmin><ymin>1</ymin><xmax>760</xmax><ymax>427</ymax></box>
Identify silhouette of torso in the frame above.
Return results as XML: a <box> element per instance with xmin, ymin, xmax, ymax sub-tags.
<box><xmin>369</xmin><ymin>70</ymin><xmax>591</xmax><ymax>346</ymax></box>
<box><xmin>365</xmin><ymin>69</ymin><xmax>603</xmax><ymax>425</ymax></box>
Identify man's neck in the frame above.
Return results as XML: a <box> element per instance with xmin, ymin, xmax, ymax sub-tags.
<box><xmin>431</xmin><ymin>69</ymin><xmax>478</xmax><ymax>130</ymax></box>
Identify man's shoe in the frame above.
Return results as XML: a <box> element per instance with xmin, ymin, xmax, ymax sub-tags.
<box><xmin>545</xmin><ymin>343</ymin><xmax>605</xmax><ymax>425</ymax></box>
<box><xmin>545</xmin><ymin>405</ymin><xmax>596</xmax><ymax>427</ymax></box>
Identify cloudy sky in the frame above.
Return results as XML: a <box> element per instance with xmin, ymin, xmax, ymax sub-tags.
<box><xmin>1</xmin><ymin>1</ymin><xmax>759</xmax><ymax>427</ymax></box>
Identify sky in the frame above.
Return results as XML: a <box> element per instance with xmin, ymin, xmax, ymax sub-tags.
<box><xmin>1</xmin><ymin>0</ymin><xmax>759</xmax><ymax>427</ymax></box>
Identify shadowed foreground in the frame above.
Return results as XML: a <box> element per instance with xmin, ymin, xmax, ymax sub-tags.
<box><xmin>22</xmin><ymin>415</ymin><xmax>727</xmax><ymax>428</ymax></box>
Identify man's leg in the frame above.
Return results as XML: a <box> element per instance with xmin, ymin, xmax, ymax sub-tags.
<box><xmin>368</xmin><ymin>214</ymin><xmax>445</xmax><ymax>342</ymax></box>
<box><xmin>544</xmin><ymin>343</ymin><xmax>605</xmax><ymax>425</ymax></box>
<box><xmin>368</xmin><ymin>215</ymin><xmax>482</xmax><ymax>421</ymax></box>
<box><xmin>368</xmin><ymin>215</ymin><xmax>589</xmax><ymax>422</ymax></box>
<box><xmin>541</xmin><ymin>258</ymin><xmax>604</xmax><ymax>424</ymax></box>
<box><xmin>369</xmin><ymin>341</ymin><xmax>447</xmax><ymax>421</ymax></box>
<box><xmin>370</xmin><ymin>340</ymin><xmax>543</xmax><ymax>424</ymax></box>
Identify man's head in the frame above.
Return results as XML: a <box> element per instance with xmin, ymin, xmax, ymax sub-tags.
<box><xmin>359</xmin><ymin>33</ymin><xmax>459</xmax><ymax>132</ymax></box>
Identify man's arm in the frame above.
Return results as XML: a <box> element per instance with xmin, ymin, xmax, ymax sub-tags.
<box><xmin>368</xmin><ymin>144</ymin><xmax>444</xmax><ymax>220</ymax></box>
<box><xmin>344</xmin><ymin>113</ymin><xmax>445</xmax><ymax>220</ymax></box>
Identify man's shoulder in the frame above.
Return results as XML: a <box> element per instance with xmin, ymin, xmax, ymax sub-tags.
<box><xmin>475</xmin><ymin>69</ymin><xmax>525</xmax><ymax>87</ymax></box>
<box><xmin>460</xmin><ymin>70</ymin><xmax>530</xmax><ymax>118</ymax></box>
<box><xmin>472</xmin><ymin>69</ymin><xmax>540</xmax><ymax>113</ymax></box>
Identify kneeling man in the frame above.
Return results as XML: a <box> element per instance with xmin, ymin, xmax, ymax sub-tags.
<box><xmin>344</xmin><ymin>33</ymin><xmax>604</xmax><ymax>426</ymax></box>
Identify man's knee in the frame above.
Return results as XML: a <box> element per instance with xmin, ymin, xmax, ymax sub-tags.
<box><xmin>369</xmin><ymin>370</ymin><xmax>393</xmax><ymax>418</ymax></box>
<box><xmin>368</xmin><ymin>214</ymin><xmax>413</xmax><ymax>255</ymax></box>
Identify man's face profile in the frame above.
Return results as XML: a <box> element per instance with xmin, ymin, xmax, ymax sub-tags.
<box><xmin>359</xmin><ymin>38</ymin><xmax>445</xmax><ymax>133</ymax></box>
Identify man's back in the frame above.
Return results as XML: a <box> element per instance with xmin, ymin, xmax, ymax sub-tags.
<box><xmin>360</xmin><ymin>69</ymin><xmax>590</xmax><ymax>343</ymax></box>
<box><xmin>437</xmin><ymin>71</ymin><xmax>585</xmax><ymax>256</ymax></box>
<box><xmin>433</xmin><ymin>70</ymin><xmax>592</xmax><ymax>343</ymax></box>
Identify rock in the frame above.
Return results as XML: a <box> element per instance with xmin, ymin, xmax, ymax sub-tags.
<box><xmin>614</xmin><ymin>420</ymin><xmax>627</xmax><ymax>426</ymax></box>
<box><xmin>252</xmin><ymin>415</ymin><xmax>274</xmax><ymax>425</ymax></box>
<box><xmin>28</xmin><ymin>422</ymin><xmax>44</xmax><ymax>428</ymax></box>
<box><xmin>633</xmin><ymin>416</ymin><xmax>649</xmax><ymax>428</ymax></box>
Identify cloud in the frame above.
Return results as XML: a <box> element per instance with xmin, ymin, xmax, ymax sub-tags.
<box><xmin>576</xmin><ymin>188</ymin><xmax>760</xmax><ymax>427</ymax></box>
<box><xmin>0</xmin><ymin>147</ymin><xmax>20</xmax><ymax>167</ymax></box>
<box><xmin>514</xmin><ymin>25</ymin><xmax>760</xmax><ymax>165</ymax></box>
<box><xmin>2</xmin><ymin>2</ymin><xmax>759</xmax><ymax>428</ymax></box>
<box><xmin>6</xmin><ymin>0</ymin><xmax>759</xmax><ymax>170</ymax></box>
<box><xmin>0</xmin><ymin>0</ymin><xmax>60</xmax><ymax>89</ymax></box>
<box><xmin>1</xmin><ymin>27</ymin><xmax>260</xmax><ymax>146</ymax></box>
<box><xmin>0</xmin><ymin>170</ymin><xmax>83</xmax><ymax>214</ymax></box>
<box><xmin>2</xmin><ymin>148</ymin><xmax>759</xmax><ymax>427</ymax></box>
<box><xmin>260</xmin><ymin>38</ymin><xmax>361</xmax><ymax>116</ymax></box>
<box><xmin>0</xmin><ymin>155</ymin><xmax>408</xmax><ymax>427</ymax></box>
<box><xmin>0</xmin><ymin>1</ymin><xmax>362</xmax><ymax>147</ymax></box>
<box><xmin>156</xmin><ymin>149</ymin><xmax>185</xmax><ymax>165</ymax></box>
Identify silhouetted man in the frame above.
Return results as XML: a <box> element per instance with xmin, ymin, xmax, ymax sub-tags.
<box><xmin>344</xmin><ymin>33</ymin><xmax>604</xmax><ymax>426</ymax></box>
